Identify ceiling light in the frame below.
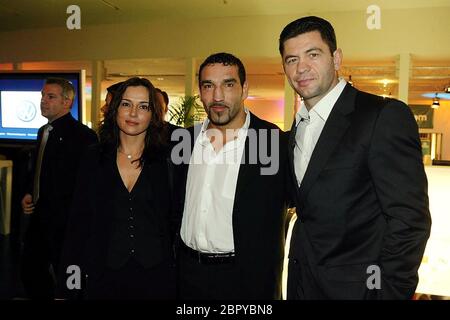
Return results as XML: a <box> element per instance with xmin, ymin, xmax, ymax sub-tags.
<box><xmin>431</xmin><ymin>100</ymin><xmax>440</xmax><ymax>108</ymax></box>
<box><xmin>431</xmin><ymin>93</ymin><xmax>440</xmax><ymax>109</ymax></box>
<box><xmin>422</xmin><ymin>92</ymin><xmax>450</xmax><ymax>99</ymax></box>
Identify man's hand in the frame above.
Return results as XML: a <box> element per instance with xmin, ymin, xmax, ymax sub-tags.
<box><xmin>21</xmin><ymin>193</ymin><xmax>35</xmax><ymax>214</ymax></box>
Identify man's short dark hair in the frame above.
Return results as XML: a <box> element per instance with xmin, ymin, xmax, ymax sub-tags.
<box><xmin>155</xmin><ymin>88</ymin><xmax>169</xmax><ymax>106</ymax></box>
<box><xmin>279</xmin><ymin>16</ymin><xmax>337</xmax><ymax>55</ymax></box>
<box><xmin>198</xmin><ymin>52</ymin><xmax>246</xmax><ymax>87</ymax></box>
<box><xmin>45</xmin><ymin>77</ymin><xmax>75</xmax><ymax>101</ymax></box>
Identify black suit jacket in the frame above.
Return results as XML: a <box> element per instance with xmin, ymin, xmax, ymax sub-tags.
<box><xmin>27</xmin><ymin>113</ymin><xmax>98</xmax><ymax>254</ymax></box>
<box><xmin>175</xmin><ymin>112</ymin><xmax>288</xmax><ymax>299</ymax></box>
<box><xmin>287</xmin><ymin>84</ymin><xmax>431</xmax><ymax>300</ymax></box>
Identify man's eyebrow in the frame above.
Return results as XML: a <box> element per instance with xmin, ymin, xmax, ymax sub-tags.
<box><xmin>224</xmin><ymin>78</ymin><xmax>237</xmax><ymax>83</ymax></box>
<box><xmin>305</xmin><ymin>47</ymin><xmax>324</xmax><ymax>53</ymax></box>
<box><xmin>200</xmin><ymin>80</ymin><xmax>213</xmax><ymax>85</ymax></box>
<box><xmin>283</xmin><ymin>48</ymin><xmax>324</xmax><ymax>62</ymax></box>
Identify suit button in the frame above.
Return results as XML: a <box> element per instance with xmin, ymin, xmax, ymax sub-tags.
<box><xmin>293</xmin><ymin>259</ymin><xmax>299</xmax><ymax>265</ymax></box>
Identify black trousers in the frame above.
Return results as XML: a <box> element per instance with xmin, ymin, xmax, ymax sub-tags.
<box><xmin>20</xmin><ymin>217</ymin><xmax>62</xmax><ymax>300</ymax></box>
<box><xmin>85</xmin><ymin>258</ymin><xmax>176</xmax><ymax>300</ymax></box>
<box><xmin>178</xmin><ymin>245</ymin><xmax>241</xmax><ymax>300</ymax></box>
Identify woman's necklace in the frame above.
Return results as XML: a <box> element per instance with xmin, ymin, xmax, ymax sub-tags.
<box><xmin>118</xmin><ymin>147</ymin><xmax>142</xmax><ymax>162</ymax></box>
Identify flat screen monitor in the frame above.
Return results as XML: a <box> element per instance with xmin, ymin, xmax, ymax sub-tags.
<box><xmin>0</xmin><ymin>70</ymin><xmax>85</xmax><ymax>143</ymax></box>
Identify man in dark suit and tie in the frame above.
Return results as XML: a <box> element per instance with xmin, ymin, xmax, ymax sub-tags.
<box><xmin>175</xmin><ymin>52</ymin><xmax>288</xmax><ymax>299</ymax></box>
<box><xmin>279</xmin><ymin>16</ymin><xmax>431</xmax><ymax>299</ymax></box>
<box><xmin>20</xmin><ymin>78</ymin><xmax>98</xmax><ymax>299</ymax></box>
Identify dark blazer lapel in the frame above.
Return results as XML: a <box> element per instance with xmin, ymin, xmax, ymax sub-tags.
<box><xmin>95</xmin><ymin>155</ymin><xmax>116</xmax><ymax>221</ymax></box>
<box><xmin>179</xmin><ymin>126</ymin><xmax>200</xmax><ymax>207</ymax></box>
<box><xmin>233</xmin><ymin>140</ymin><xmax>261</xmax><ymax>207</ymax></box>
<box><xmin>141</xmin><ymin>161</ymin><xmax>155</xmax><ymax>204</ymax></box>
<box><xmin>142</xmin><ymin>158</ymin><xmax>171</xmax><ymax>215</ymax></box>
<box><xmin>233</xmin><ymin>113</ymin><xmax>260</xmax><ymax>206</ymax></box>
<box><xmin>298</xmin><ymin>84</ymin><xmax>357</xmax><ymax>207</ymax></box>
<box><xmin>287</xmin><ymin>119</ymin><xmax>302</xmax><ymax>204</ymax></box>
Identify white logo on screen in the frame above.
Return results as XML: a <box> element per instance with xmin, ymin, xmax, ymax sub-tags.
<box><xmin>16</xmin><ymin>100</ymin><xmax>37</xmax><ymax>122</ymax></box>
<box><xmin>1</xmin><ymin>91</ymin><xmax>47</xmax><ymax>129</ymax></box>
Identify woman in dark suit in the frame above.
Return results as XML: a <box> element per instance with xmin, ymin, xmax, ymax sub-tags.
<box><xmin>58</xmin><ymin>77</ymin><xmax>178</xmax><ymax>299</ymax></box>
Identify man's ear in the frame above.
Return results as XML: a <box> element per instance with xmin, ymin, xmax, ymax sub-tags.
<box><xmin>333</xmin><ymin>48</ymin><xmax>343</xmax><ymax>71</ymax></box>
<box><xmin>64</xmin><ymin>98</ymin><xmax>73</xmax><ymax>110</ymax></box>
<box><xmin>242</xmin><ymin>81</ymin><xmax>249</xmax><ymax>100</ymax></box>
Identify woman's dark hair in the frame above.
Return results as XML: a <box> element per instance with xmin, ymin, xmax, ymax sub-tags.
<box><xmin>107</xmin><ymin>81</ymin><xmax>124</xmax><ymax>95</ymax></box>
<box><xmin>98</xmin><ymin>77</ymin><xmax>168</xmax><ymax>166</ymax></box>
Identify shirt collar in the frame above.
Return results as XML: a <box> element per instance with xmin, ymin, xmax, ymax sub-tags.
<box><xmin>47</xmin><ymin>112</ymin><xmax>73</xmax><ymax>130</ymax></box>
<box><xmin>295</xmin><ymin>78</ymin><xmax>347</xmax><ymax>126</ymax></box>
<box><xmin>295</xmin><ymin>103</ymin><xmax>310</xmax><ymax>125</ymax></box>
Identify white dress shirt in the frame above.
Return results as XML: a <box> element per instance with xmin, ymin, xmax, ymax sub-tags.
<box><xmin>294</xmin><ymin>79</ymin><xmax>347</xmax><ymax>186</ymax></box>
<box><xmin>180</xmin><ymin>108</ymin><xmax>250</xmax><ymax>253</ymax></box>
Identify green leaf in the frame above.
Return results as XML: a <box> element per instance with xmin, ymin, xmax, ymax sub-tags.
<box><xmin>168</xmin><ymin>95</ymin><xmax>206</xmax><ymax>127</ymax></box>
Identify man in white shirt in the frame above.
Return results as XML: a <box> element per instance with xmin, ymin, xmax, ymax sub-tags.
<box><xmin>280</xmin><ymin>16</ymin><xmax>430</xmax><ymax>299</ymax></box>
<box><xmin>177</xmin><ymin>52</ymin><xmax>288</xmax><ymax>300</ymax></box>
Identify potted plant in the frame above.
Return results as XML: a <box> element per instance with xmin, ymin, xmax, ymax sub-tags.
<box><xmin>168</xmin><ymin>95</ymin><xmax>206</xmax><ymax>128</ymax></box>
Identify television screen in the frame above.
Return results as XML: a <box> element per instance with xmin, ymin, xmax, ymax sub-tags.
<box><xmin>0</xmin><ymin>70</ymin><xmax>84</xmax><ymax>142</ymax></box>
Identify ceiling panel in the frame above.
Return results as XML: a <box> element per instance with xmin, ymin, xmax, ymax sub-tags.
<box><xmin>1</xmin><ymin>0</ymin><xmax>450</xmax><ymax>31</ymax></box>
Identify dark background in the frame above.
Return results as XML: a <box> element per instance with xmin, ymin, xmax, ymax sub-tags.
<box><xmin>0</xmin><ymin>142</ymin><xmax>35</xmax><ymax>299</ymax></box>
